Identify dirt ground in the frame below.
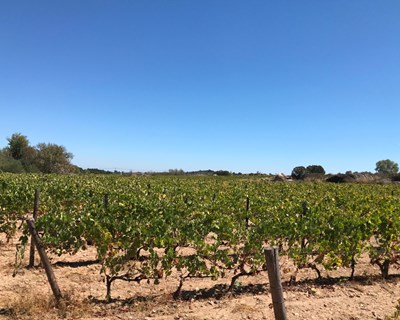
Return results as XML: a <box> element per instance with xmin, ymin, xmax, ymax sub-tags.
<box><xmin>1</xmin><ymin>233</ymin><xmax>399</xmax><ymax>320</ymax></box>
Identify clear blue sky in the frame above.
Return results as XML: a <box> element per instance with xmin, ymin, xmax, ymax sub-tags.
<box><xmin>1</xmin><ymin>1</ymin><xmax>399</xmax><ymax>174</ymax></box>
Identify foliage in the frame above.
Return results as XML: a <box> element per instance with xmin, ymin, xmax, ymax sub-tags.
<box><xmin>6</xmin><ymin>133</ymin><xmax>30</xmax><ymax>160</ymax></box>
<box><xmin>291</xmin><ymin>165</ymin><xmax>326</xmax><ymax>180</ymax></box>
<box><xmin>82</xmin><ymin>168</ymin><xmax>114</xmax><ymax>174</ymax></box>
<box><xmin>392</xmin><ymin>174</ymin><xmax>400</xmax><ymax>182</ymax></box>
<box><xmin>376</xmin><ymin>159</ymin><xmax>399</xmax><ymax>175</ymax></box>
<box><xmin>0</xmin><ymin>133</ymin><xmax>75</xmax><ymax>174</ymax></box>
<box><xmin>1</xmin><ymin>174</ymin><xmax>400</xmax><ymax>300</ymax></box>
<box><xmin>291</xmin><ymin>166</ymin><xmax>307</xmax><ymax>180</ymax></box>
<box><xmin>167</xmin><ymin>168</ymin><xmax>185</xmax><ymax>175</ymax></box>
<box><xmin>34</xmin><ymin>143</ymin><xmax>75</xmax><ymax>174</ymax></box>
<box><xmin>306</xmin><ymin>165</ymin><xmax>326</xmax><ymax>175</ymax></box>
<box><xmin>214</xmin><ymin>170</ymin><xmax>231</xmax><ymax>176</ymax></box>
<box><xmin>0</xmin><ymin>150</ymin><xmax>25</xmax><ymax>173</ymax></box>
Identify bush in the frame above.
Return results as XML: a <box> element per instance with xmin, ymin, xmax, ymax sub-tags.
<box><xmin>0</xmin><ymin>155</ymin><xmax>25</xmax><ymax>173</ymax></box>
<box><xmin>291</xmin><ymin>166</ymin><xmax>306</xmax><ymax>180</ymax></box>
<box><xmin>391</xmin><ymin>174</ymin><xmax>400</xmax><ymax>182</ymax></box>
<box><xmin>306</xmin><ymin>165</ymin><xmax>326</xmax><ymax>175</ymax></box>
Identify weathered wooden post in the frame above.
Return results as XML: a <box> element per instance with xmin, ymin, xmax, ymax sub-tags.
<box><xmin>245</xmin><ymin>196</ymin><xmax>250</xmax><ymax>228</ymax></box>
<box><xmin>28</xmin><ymin>189</ymin><xmax>40</xmax><ymax>268</ymax></box>
<box><xmin>26</xmin><ymin>218</ymin><xmax>62</xmax><ymax>302</ymax></box>
<box><xmin>104</xmin><ymin>193</ymin><xmax>109</xmax><ymax>209</ymax></box>
<box><xmin>264</xmin><ymin>247</ymin><xmax>287</xmax><ymax>320</ymax></box>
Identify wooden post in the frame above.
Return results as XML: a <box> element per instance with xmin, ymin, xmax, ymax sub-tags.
<box><xmin>26</xmin><ymin>218</ymin><xmax>62</xmax><ymax>302</ymax></box>
<box><xmin>245</xmin><ymin>196</ymin><xmax>250</xmax><ymax>228</ymax></box>
<box><xmin>104</xmin><ymin>193</ymin><xmax>109</xmax><ymax>209</ymax></box>
<box><xmin>28</xmin><ymin>189</ymin><xmax>40</xmax><ymax>268</ymax></box>
<box><xmin>264</xmin><ymin>247</ymin><xmax>287</xmax><ymax>320</ymax></box>
<box><xmin>301</xmin><ymin>202</ymin><xmax>307</xmax><ymax>250</ymax></box>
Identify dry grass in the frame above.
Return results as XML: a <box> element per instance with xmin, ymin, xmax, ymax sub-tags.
<box><xmin>5</xmin><ymin>290</ymin><xmax>92</xmax><ymax>320</ymax></box>
<box><xmin>386</xmin><ymin>300</ymin><xmax>400</xmax><ymax>320</ymax></box>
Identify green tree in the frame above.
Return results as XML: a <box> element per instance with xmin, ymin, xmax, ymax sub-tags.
<box><xmin>291</xmin><ymin>166</ymin><xmax>307</xmax><ymax>180</ymax></box>
<box><xmin>306</xmin><ymin>165</ymin><xmax>326</xmax><ymax>175</ymax></box>
<box><xmin>20</xmin><ymin>146</ymin><xmax>39</xmax><ymax>172</ymax></box>
<box><xmin>0</xmin><ymin>150</ymin><xmax>25</xmax><ymax>173</ymax></box>
<box><xmin>375</xmin><ymin>159</ymin><xmax>399</xmax><ymax>175</ymax></box>
<box><xmin>6</xmin><ymin>133</ymin><xmax>30</xmax><ymax>160</ymax></box>
<box><xmin>34</xmin><ymin>143</ymin><xmax>75</xmax><ymax>173</ymax></box>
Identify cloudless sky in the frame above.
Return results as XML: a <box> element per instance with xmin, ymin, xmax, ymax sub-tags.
<box><xmin>1</xmin><ymin>1</ymin><xmax>399</xmax><ymax>174</ymax></box>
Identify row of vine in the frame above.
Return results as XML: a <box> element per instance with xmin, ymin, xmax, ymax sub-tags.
<box><xmin>1</xmin><ymin>173</ymin><xmax>399</xmax><ymax>300</ymax></box>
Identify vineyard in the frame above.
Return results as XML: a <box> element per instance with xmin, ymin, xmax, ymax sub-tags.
<box><xmin>1</xmin><ymin>173</ymin><xmax>400</xmax><ymax>306</ymax></box>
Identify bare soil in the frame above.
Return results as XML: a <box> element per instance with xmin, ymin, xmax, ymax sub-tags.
<box><xmin>1</xmin><ymin>234</ymin><xmax>399</xmax><ymax>320</ymax></box>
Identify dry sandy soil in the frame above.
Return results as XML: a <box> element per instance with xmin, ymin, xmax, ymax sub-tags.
<box><xmin>0</xmin><ymin>233</ymin><xmax>399</xmax><ymax>320</ymax></box>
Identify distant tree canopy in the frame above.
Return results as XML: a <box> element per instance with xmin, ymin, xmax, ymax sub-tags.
<box><xmin>0</xmin><ymin>133</ymin><xmax>76</xmax><ymax>174</ymax></box>
<box><xmin>34</xmin><ymin>143</ymin><xmax>74</xmax><ymax>173</ymax></box>
<box><xmin>291</xmin><ymin>164</ymin><xmax>326</xmax><ymax>180</ymax></box>
<box><xmin>375</xmin><ymin>159</ymin><xmax>399</xmax><ymax>175</ymax></box>
<box><xmin>168</xmin><ymin>168</ymin><xmax>185</xmax><ymax>175</ymax></box>
<box><xmin>0</xmin><ymin>150</ymin><xmax>25</xmax><ymax>173</ymax></box>
<box><xmin>84</xmin><ymin>168</ymin><xmax>114</xmax><ymax>175</ymax></box>
<box><xmin>6</xmin><ymin>133</ymin><xmax>30</xmax><ymax>160</ymax></box>
<box><xmin>306</xmin><ymin>165</ymin><xmax>326</xmax><ymax>175</ymax></box>
<box><xmin>291</xmin><ymin>166</ymin><xmax>307</xmax><ymax>180</ymax></box>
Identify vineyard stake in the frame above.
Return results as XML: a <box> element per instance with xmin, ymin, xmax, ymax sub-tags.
<box><xmin>26</xmin><ymin>218</ymin><xmax>63</xmax><ymax>303</ymax></box>
<box><xmin>28</xmin><ymin>189</ymin><xmax>40</xmax><ymax>268</ymax></box>
<box><xmin>245</xmin><ymin>196</ymin><xmax>250</xmax><ymax>228</ymax></box>
<box><xmin>104</xmin><ymin>193</ymin><xmax>109</xmax><ymax>209</ymax></box>
<box><xmin>300</xmin><ymin>201</ymin><xmax>307</xmax><ymax>250</ymax></box>
<box><xmin>264</xmin><ymin>247</ymin><xmax>287</xmax><ymax>320</ymax></box>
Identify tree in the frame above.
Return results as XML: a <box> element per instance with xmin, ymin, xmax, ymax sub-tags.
<box><xmin>375</xmin><ymin>159</ymin><xmax>399</xmax><ymax>175</ymax></box>
<box><xmin>2</xmin><ymin>133</ymin><xmax>41</xmax><ymax>172</ymax></box>
<box><xmin>0</xmin><ymin>150</ymin><xmax>25</xmax><ymax>173</ymax></box>
<box><xmin>306</xmin><ymin>165</ymin><xmax>326</xmax><ymax>175</ymax></box>
<box><xmin>168</xmin><ymin>169</ymin><xmax>185</xmax><ymax>175</ymax></box>
<box><xmin>20</xmin><ymin>146</ymin><xmax>39</xmax><ymax>172</ymax></box>
<box><xmin>291</xmin><ymin>166</ymin><xmax>307</xmax><ymax>180</ymax></box>
<box><xmin>1</xmin><ymin>133</ymin><xmax>77</xmax><ymax>173</ymax></box>
<box><xmin>6</xmin><ymin>133</ymin><xmax>30</xmax><ymax>160</ymax></box>
<box><xmin>34</xmin><ymin>143</ymin><xmax>75</xmax><ymax>173</ymax></box>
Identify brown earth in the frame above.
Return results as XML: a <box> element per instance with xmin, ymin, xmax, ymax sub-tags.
<box><xmin>0</xmin><ymin>233</ymin><xmax>399</xmax><ymax>320</ymax></box>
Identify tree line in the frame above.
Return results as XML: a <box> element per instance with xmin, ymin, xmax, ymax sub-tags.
<box><xmin>291</xmin><ymin>160</ymin><xmax>399</xmax><ymax>182</ymax></box>
<box><xmin>1</xmin><ymin>133</ymin><xmax>399</xmax><ymax>178</ymax></box>
<box><xmin>0</xmin><ymin>133</ymin><xmax>77</xmax><ymax>174</ymax></box>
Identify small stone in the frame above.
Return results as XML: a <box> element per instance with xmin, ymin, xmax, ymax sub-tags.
<box><xmin>310</xmin><ymin>288</ymin><xmax>318</xmax><ymax>295</ymax></box>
